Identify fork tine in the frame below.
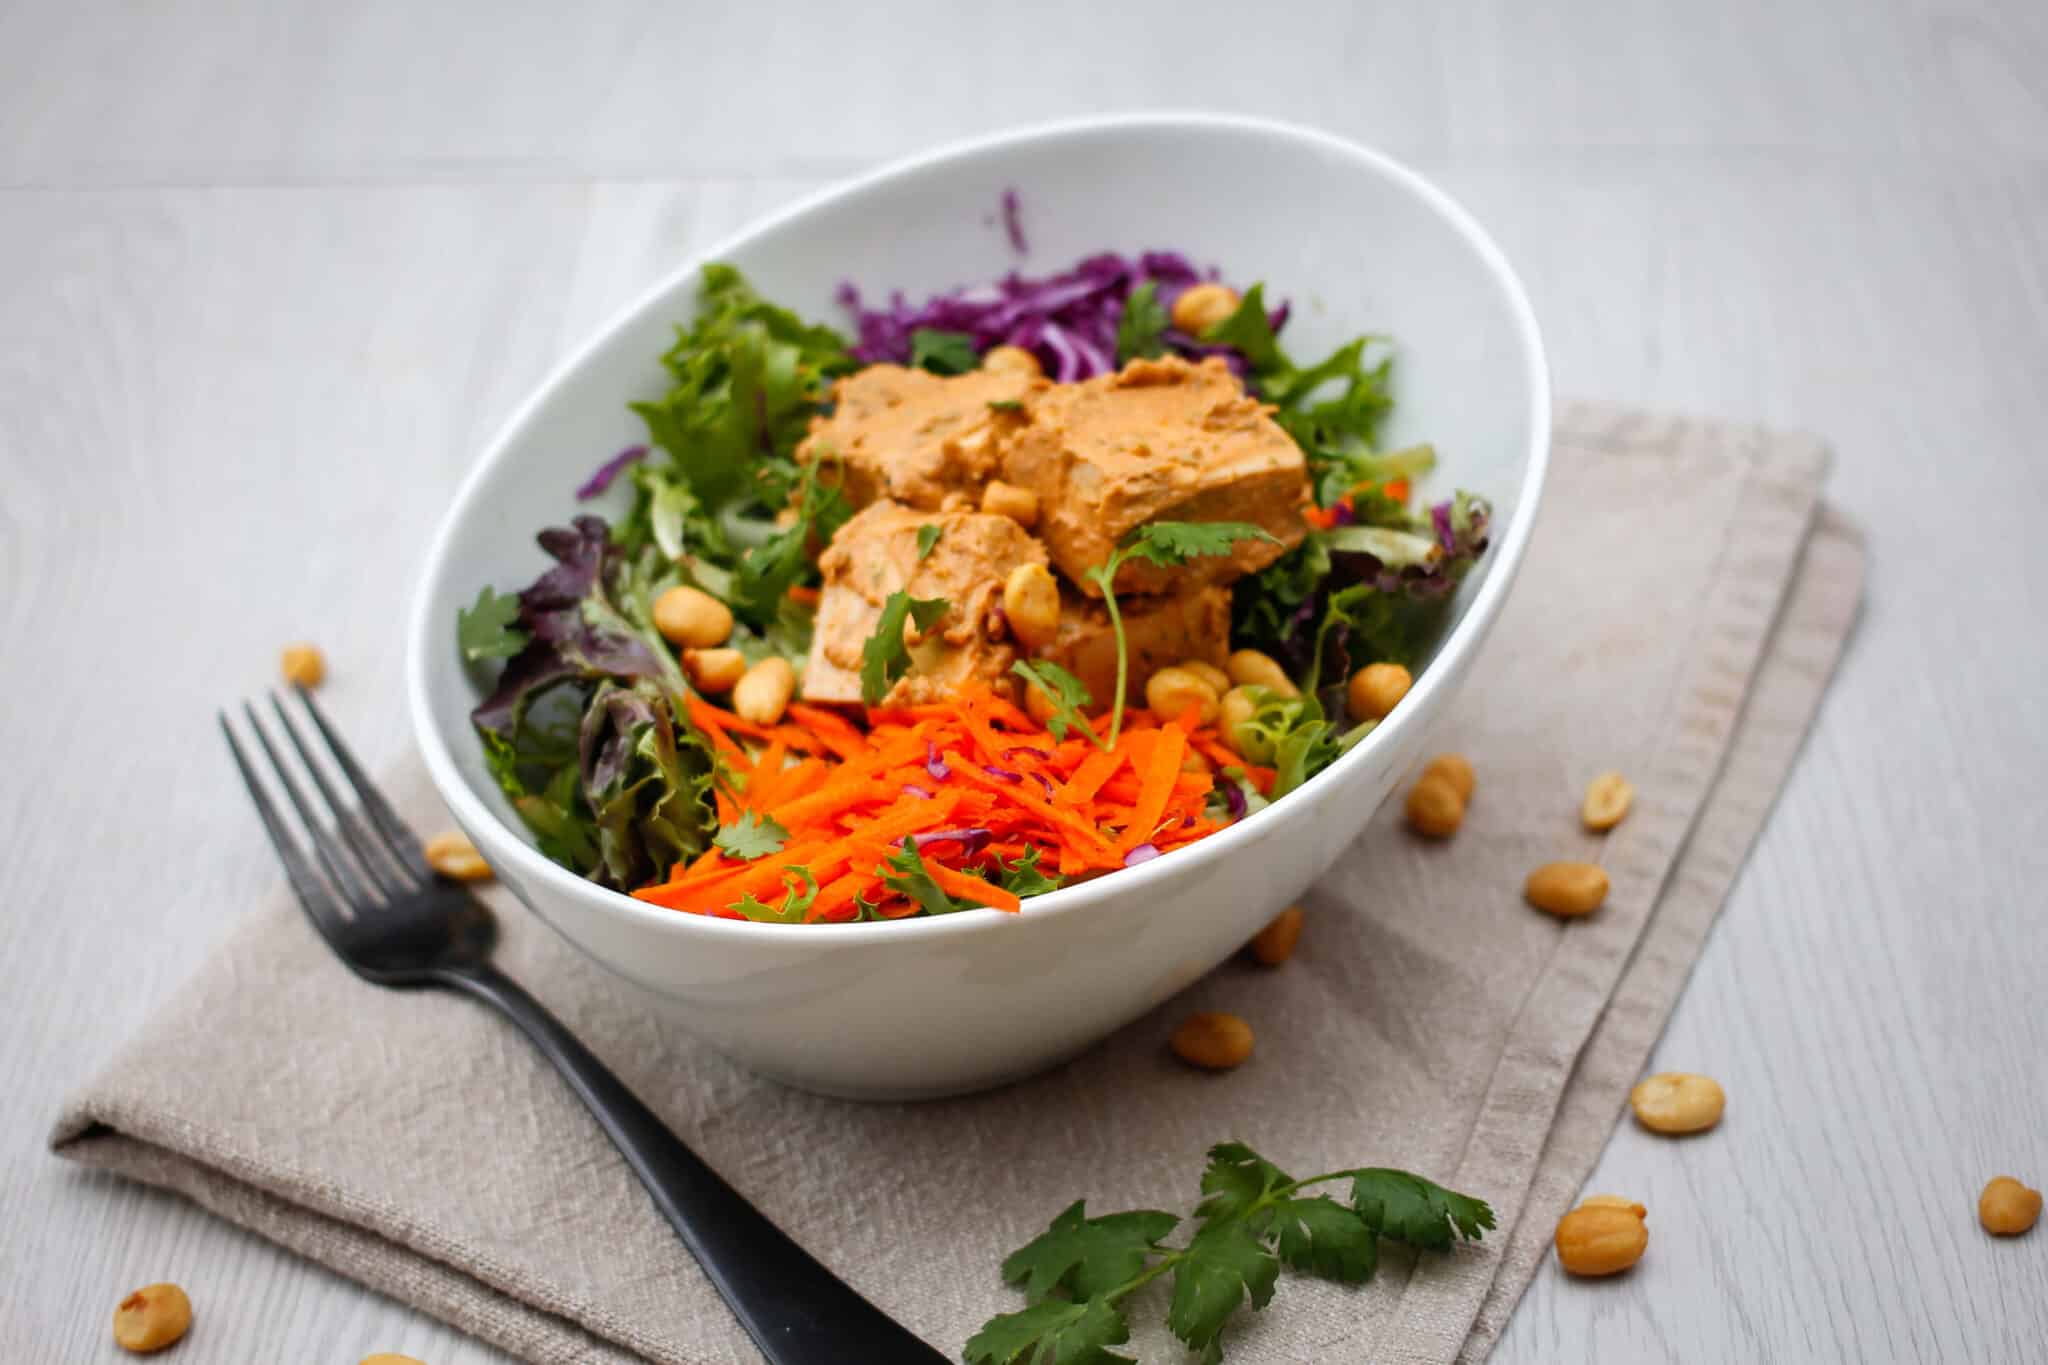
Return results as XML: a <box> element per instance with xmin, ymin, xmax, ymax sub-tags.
<box><xmin>292</xmin><ymin>685</ymin><xmax>428</xmax><ymax>876</ymax></box>
<box><xmin>241</xmin><ymin>701</ymin><xmax>381</xmax><ymax>913</ymax></box>
<box><xmin>267</xmin><ymin>693</ymin><xmax>422</xmax><ymax>895</ymax></box>
<box><xmin>219</xmin><ymin>713</ymin><xmax>354</xmax><ymax>948</ymax></box>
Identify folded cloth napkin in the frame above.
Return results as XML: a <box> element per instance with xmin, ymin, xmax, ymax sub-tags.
<box><xmin>51</xmin><ymin>401</ymin><xmax>1864</xmax><ymax>1364</ymax></box>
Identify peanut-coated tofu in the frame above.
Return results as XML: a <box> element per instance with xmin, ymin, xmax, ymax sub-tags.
<box><xmin>803</xmin><ymin>500</ymin><xmax>1049</xmax><ymax>706</ymax></box>
<box><xmin>1034</xmin><ymin>584</ymin><xmax>1233</xmax><ymax>706</ymax></box>
<box><xmin>1000</xmin><ymin>354</ymin><xmax>1309</xmax><ymax>596</ymax></box>
<box><xmin>796</xmin><ymin>364</ymin><xmax>1042</xmax><ymax>512</ymax></box>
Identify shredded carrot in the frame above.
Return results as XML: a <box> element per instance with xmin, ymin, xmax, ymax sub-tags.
<box><xmin>787</xmin><ymin>585</ymin><xmax>821</xmax><ymax>607</ymax></box>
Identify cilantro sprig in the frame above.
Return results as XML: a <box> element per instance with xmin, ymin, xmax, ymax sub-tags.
<box><xmin>1115</xmin><ymin>280</ymin><xmax>1169</xmax><ymax>363</ymax></box>
<box><xmin>1086</xmin><ymin>523</ymin><xmax>1279</xmax><ymax>745</ymax></box>
<box><xmin>712</xmin><ymin>810</ymin><xmax>788</xmax><ymax>861</ymax></box>
<box><xmin>456</xmin><ymin>586</ymin><xmax>529</xmax><ymax>662</ymax></box>
<box><xmin>995</xmin><ymin>845</ymin><xmax>1064</xmax><ymax>897</ymax></box>
<box><xmin>860</xmin><ymin>591</ymin><xmax>950</xmax><ymax>704</ymax></box>
<box><xmin>1010</xmin><ymin>660</ymin><xmax>1103</xmax><ymax>750</ymax></box>
<box><xmin>878</xmin><ymin>841</ymin><xmax>967</xmax><ymax>915</ymax></box>
<box><xmin>966</xmin><ymin>1142</ymin><xmax>1493</xmax><ymax>1365</ymax></box>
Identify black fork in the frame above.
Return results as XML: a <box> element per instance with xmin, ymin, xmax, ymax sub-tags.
<box><xmin>220</xmin><ymin>688</ymin><xmax>947</xmax><ymax>1365</ymax></box>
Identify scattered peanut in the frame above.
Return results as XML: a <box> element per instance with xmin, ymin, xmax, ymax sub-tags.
<box><xmin>1170</xmin><ymin>1012</ymin><xmax>1255</xmax><ymax>1070</ymax></box>
<box><xmin>1629</xmin><ymin>1073</ymin><xmax>1725</xmax><ymax>1134</ymax></box>
<box><xmin>423</xmin><ymin>831</ymin><xmax>491</xmax><ymax>882</ymax></box>
<box><xmin>980</xmin><ymin>479</ymin><xmax>1041</xmax><ymax>528</ymax></box>
<box><xmin>1582</xmin><ymin>771</ymin><xmax>1635</xmax><ymax>832</ymax></box>
<box><xmin>1225</xmin><ymin>648</ymin><xmax>1298</xmax><ymax>697</ymax></box>
<box><xmin>982</xmin><ymin>344</ymin><xmax>1042</xmax><ymax>377</ymax></box>
<box><xmin>1577</xmin><ymin>1194</ymin><xmax>1648</xmax><ymax>1217</ymax></box>
<box><xmin>1146</xmin><ymin>665</ymin><xmax>1220</xmax><ymax>724</ymax></box>
<box><xmin>1422</xmin><ymin>753</ymin><xmax>1476</xmax><ymax>803</ymax></box>
<box><xmin>1171</xmin><ymin>282</ymin><xmax>1242</xmax><ymax>336</ymax></box>
<box><xmin>682</xmin><ymin>646</ymin><xmax>747</xmax><ymax>695</ymax></box>
<box><xmin>280</xmin><ymin>643</ymin><xmax>326</xmax><ymax>689</ymax></box>
<box><xmin>1003</xmin><ymin>562</ymin><xmax>1062</xmax><ymax>650</ymax></box>
<box><xmin>1249</xmin><ymin>907</ymin><xmax>1304</xmax><ymax>966</ymax></box>
<box><xmin>361</xmin><ymin>1356</ymin><xmax>428</xmax><ymax>1365</ymax></box>
<box><xmin>651</xmin><ymin>585</ymin><xmax>733</xmax><ymax>648</ymax></box>
<box><xmin>1218</xmin><ymin>686</ymin><xmax>1259</xmax><ymax>755</ymax></box>
<box><xmin>1405</xmin><ymin>775</ymin><xmax>1465</xmax><ymax>838</ymax></box>
<box><xmin>732</xmin><ymin>657</ymin><xmax>796</xmax><ymax>726</ymax></box>
<box><xmin>113</xmin><ymin>1283</ymin><xmax>192</xmax><ymax>1354</ymax></box>
<box><xmin>1346</xmin><ymin>662</ymin><xmax>1412</xmax><ymax>721</ymax></box>
<box><xmin>1022</xmin><ymin>678</ymin><xmax>1058</xmax><ymax>726</ymax></box>
<box><xmin>1555</xmin><ymin>1201</ymin><xmax>1649</xmax><ymax>1277</ymax></box>
<box><xmin>1180</xmin><ymin>659</ymin><xmax>1232</xmax><ymax>696</ymax></box>
<box><xmin>1979</xmin><ymin>1176</ymin><xmax>2043</xmax><ymax>1237</ymax></box>
<box><xmin>1525</xmin><ymin>861</ymin><xmax>1610</xmax><ymax>917</ymax></box>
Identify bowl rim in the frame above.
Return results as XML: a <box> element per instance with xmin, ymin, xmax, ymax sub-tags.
<box><xmin>406</xmin><ymin>109</ymin><xmax>1552</xmax><ymax>945</ymax></box>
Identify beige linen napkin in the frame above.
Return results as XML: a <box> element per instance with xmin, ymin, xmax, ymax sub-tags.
<box><xmin>51</xmin><ymin>402</ymin><xmax>1864</xmax><ymax>1364</ymax></box>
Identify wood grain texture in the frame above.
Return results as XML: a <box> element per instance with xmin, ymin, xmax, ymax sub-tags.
<box><xmin>3</xmin><ymin>0</ymin><xmax>2044</xmax><ymax>1361</ymax></box>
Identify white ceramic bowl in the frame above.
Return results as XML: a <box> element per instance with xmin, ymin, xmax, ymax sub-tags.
<box><xmin>408</xmin><ymin>113</ymin><xmax>1549</xmax><ymax>1100</ymax></box>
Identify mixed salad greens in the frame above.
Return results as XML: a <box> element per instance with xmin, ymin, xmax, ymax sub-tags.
<box><xmin>457</xmin><ymin>251</ymin><xmax>1489</xmax><ymax>917</ymax></box>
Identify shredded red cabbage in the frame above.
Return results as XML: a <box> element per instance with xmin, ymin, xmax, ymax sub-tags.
<box><xmin>905</xmin><ymin>827</ymin><xmax>994</xmax><ymax>856</ymax></box>
<box><xmin>902</xmin><ymin>784</ymin><xmax>933</xmax><ymax>800</ymax></box>
<box><xmin>1222</xmin><ymin>778</ymin><xmax>1249</xmax><ymax>821</ymax></box>
<box><xmin>837</xmin><ymin>250</ymin><xmax>1265</xmax><ymax>383</ymax></box>
<box><xmin>1123</xmin><ymin>842</ymin><xmax>1162</xmax><ymax>867</ymax></box>
<box><xmin>575</xmin><ymin>445</ymin><xmax>647</xmax><ymax>500</ymax></box>
<box><xmin>925</xmin><ymin>743</ymin><xmax>952</xmax><ymax>781</ymax></box>
<box><xmin>982</xmin><ymin>764</ymin><xmax>1022</xmax><ymax>784</ymax></box>
<box><xmin>1001</xmin><ymin>188</ymin><xmax>1028</xmax><ymax>255</ymax></box>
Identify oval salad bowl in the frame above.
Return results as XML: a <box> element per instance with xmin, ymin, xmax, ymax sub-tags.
<box><xmin>408</xmin><ymin>113</ymin><xmax>1549</xmax><ymax>1100</ymax></box>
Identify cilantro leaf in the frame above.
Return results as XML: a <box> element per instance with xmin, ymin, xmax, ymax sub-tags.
<box><xmin>877</xmin><ymin>841</ymin><xmax>964</xmax><ymax>916</ymax></box>
<box><xmin>909</xmin><ymin>327</ymin><xmax>979</xmax><ymax>375</ymax></box>
<box><xmin>1010</xmin><ymin>660</ymin><xmax>1102</xmax><ymax>748</ymax></box>
<box><xmin>1269</xmin><ymin>1196</ymin><xmax>1377</xmax><ymax>1283</ymax></box>
<box><xmin>963</xmin><ymin>1297</ymin><xmax>1134</xmax><ymax>1365</ymax></box>
<box><xmin>1115</xmin><ymin>280</ymin><xmax>1169</xmax><ymax>363</ymax></box>
<box><xmin>1118</xmin><ymin>521</ymin><xmax>1280</xmax><ymax>571</ymax></box>
<box><xmin>1347</xmin><ymin>1169</ymin><xmax>1497</xmax><ymax>1249</ymax></box>
<box><xmin>1166</xmin><ymin>1220</ymin><xmax>1279</xmax><ymax>1359</ymax></box>
<box><xmin>997</xmin><ymin>845</ymin><xmax>1065</xmax><ymax>897</ymax></box>
<box><xmin>729</xmin><ymin>865</ymin><xmax>817</xmax><ymax>925</ymax></box>
<box><xmin>728</xmin><ymin>458</ymin><xmax>851</xmax><ymax>628</ymax></box>
<box><xmin>713</xmin><ymin>810</ymin><xmax>787</xmax><ymax>861</ymax></box>
<box><xmin>1197</xmin><ymin>282</ymin><xmax>1285</xmax><ymax>373</ymax></box>
<box><xmin>860</xmin><ymin>591</ymin><xmax>950</xmax><ymax>704</ymax></box>
<box><xmin>916</xmin><ymin>522</ymin><xmax>943</xmax><ymax>561</ymax></box>
<box><xmin>1002</xmin><ymin>1201</ymin><xmax>1180</xmax><ymax>1305</ymax></box>
<box><xmin>456</xmin><ymin>586</ymin><xmax>529</xmax><ymax>662</ymax></box>
<box><xmin>1195</xmin><ymin>1141</ymin><xmax>1294</xmax><ymax>1223</ymax></box>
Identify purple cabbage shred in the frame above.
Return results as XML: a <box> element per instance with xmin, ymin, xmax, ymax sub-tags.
<box><xmin>575</xmin><ymin>445</ymin><xmax>648</xmax><ymax>501</ymax></box>
<box><xmin>1123</xmin><ymin>842</ymin><xmax>1162</xmax><ymax>867</ymax></box>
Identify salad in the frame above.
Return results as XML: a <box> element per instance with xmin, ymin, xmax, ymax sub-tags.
<box><xmin>455</xmin><ymin>246</ymin><xmax>1488</xmax><ymax>923</ymax></box>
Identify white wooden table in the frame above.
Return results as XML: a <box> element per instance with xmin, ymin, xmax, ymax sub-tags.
<box><xmin>6</xmin><ymin>1</ymin><xmax>2045</xmax><ymax>1360</ymax></box>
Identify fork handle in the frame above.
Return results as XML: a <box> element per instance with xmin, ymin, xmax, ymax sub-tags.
<box><xmin>443</xmin><ymin>963</ymin><xmax>950</xmax><ymax>1365</ymax></box>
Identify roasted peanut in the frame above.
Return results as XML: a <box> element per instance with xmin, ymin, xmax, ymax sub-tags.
<box><xmin>1003</xmin><ymin>563</ymin><xmax>1062</xmax><ymax>650</ymax></box>
<box><xmin>1179</xmin><ymin>659</ymin><xmax>1231</xmax><ymax>695</ymax></box>
<box><xmin>113</xmin><ymin>1283</ymin><xmax>192</xmax><ymax>1354</ymax></box>
<box><xmin>652</xmin><ymin>585</ymin><xmax>733</xmax><ymax>648</ymax></box>
<box><xmin>360</xmin><ymin>1357</ymin><xmax>428</xmax><ymax>1365</ymax></box>
<box><xmin>424</xmin><ymin>831</ymin><xmax>491</xmax><ymax>882</ymax></box>
<box><xmin>1422</xmin><ymin>753</ymin><xmax>1476</xmax><ymax>802</ymax></box>
<box><xmin>1022</xmin><ymin>677</ymin><xmax>1058</xmax><ymax>727</ymax></box>
<box><xmin>1577</xmin><ymin>1194</ymin><xmax>1648</xmax><ymax>1217</ymax></box>
<box><xmin>1146</xmin><ymin>666</ymin><xmax>1220</xmax><ymax>724</ymax></box>
<box><xmin>1171</xmin><ymin>282</ymin><xmax>1241</xmax><ymax>335</ymax></box>
<box><xmin>280</xmin><ymin>643</ymin><xmax>325</xmax><ymax>689</ymax></box>
<box><xmin>1347</xmin><ymin>662</ymin><xmax>1412</xmax><ymax>721</ymax></box>
<box><xmin>1171</xmin><ymin>1012</ymin><xmax>1254</xmax><ymax>1070</ymax></box>
<box><xmin>1250</xmin><ymin>907</ymin><xmax>1304</xmax><ymax>966</ymax></box>
<box><xmin>1629</xmin><ymin>1073</ymin><xmax>1725</xmax><ymax>1134</ymax></box>
<box><xmin>1554</xmin><ymin>1203</ymin><xmax>1648</xmax><ymax>1277</ymax></box>
<box><xmin>980</xmin><ymin>479</ymin><xmax>1041</xmax><ymax>528</ymax></box>
<box><xmin>1405</xmin><ymin>775</ymin><xmax>1465</xmax><ymax>838</ymax></box>
<box><xmin>1979</xmin><ymin>1176</ymin><xmax>2043</xmax><ymax>1236</ymax></box>
<box><xmin>1218</xmin><ymin>686</ymin><xmax>1259</xmax><ymax>755</ymax></box>
<box><xmin>982</xmin><ymin>344</ymin><xmax>1042</xmax><ymax>377</ymax></box>
<box><xmin>1583</xmin><ymin>771</ymin><xmax>1635</xmax><ymax>831</ymax></box>
<box><xmin>733</xmin><ymin>657</ymin><xmax>796</xmax><ymax>726</ymax></box>
<box><xmin>682</xmin><ymin>646</ymin><xmax>747</xmax><ymax>695</ymax></box>
<box><xmin>1225</xmin><ymin>648</ymin><xmax>1298</xmax><ymax>697</ymax></box>
<box><xmin>1525</xmin><ymin>861</ymin><xmax>1609</xmax><ymax>917</ymax></box>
